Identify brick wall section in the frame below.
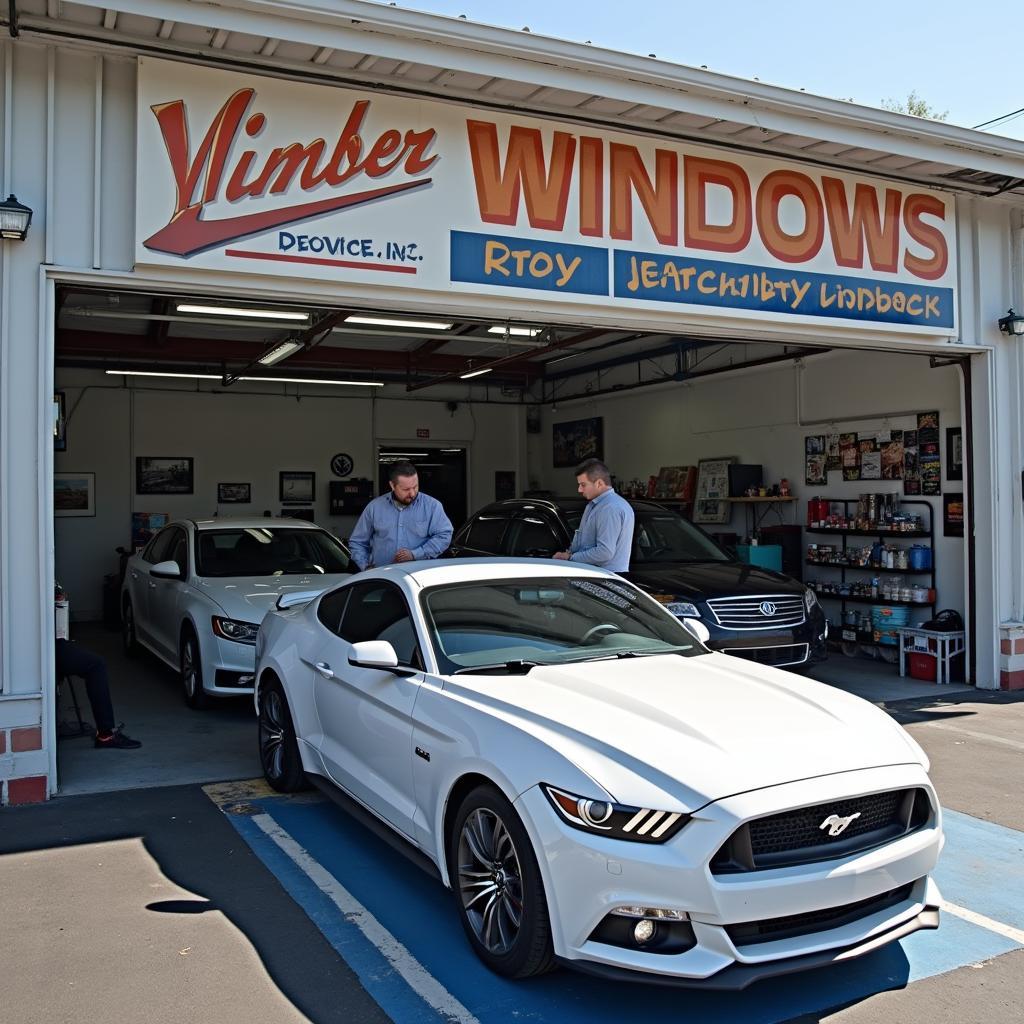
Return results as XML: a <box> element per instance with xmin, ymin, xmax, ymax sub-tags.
<box><xmin>998</xmin><ymin>624</ymin><xmax>1024</xmax><ymax>690</ymax></box>
<box><xmin>7</xmin><ymin>777</ymin><xmax>48</xmax><ymax>805</ymax></box>
<box><xmin>11</xmin><ymin>727</ymin><xmax>42</xmax><ymax>752</ymax></box>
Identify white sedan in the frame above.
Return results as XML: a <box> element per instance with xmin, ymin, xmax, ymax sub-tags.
<box><xmin>121</xmin><ymin>517</ymin><xmax>354</xmax><ymax>708</ymax></box>
<box><xmin>254</xmin><ymin>559</ymin><xmax>942</xmax><ymax>987</ymax></box>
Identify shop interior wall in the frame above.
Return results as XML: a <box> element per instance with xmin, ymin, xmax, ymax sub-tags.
<box><xmin>526</xmin><ymin>348</ymin><xmax>965</xmax><ymax>621</ymax></box>
<box><xmin>54</xmin><ymin>371</ymin><xmax>522</xmax><ymax>620</ymax></box>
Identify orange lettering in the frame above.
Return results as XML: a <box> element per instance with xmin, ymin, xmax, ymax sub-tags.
<box><xmin>823</xmin><ymin>178</ymin><xmax>901</xmax><ymax>273</ymax></box>
<box><xmin>683</xmin><ymin>156</ymin><xmax>752</xmax><ymax>252</ymax></box>
<box><xmin>902</xmin><ymin>193</ymin><xmax>948</xmax><ymax>280</ymax></box>
<box><xmin>757</xmin><ymin>170</ymin><xmax>824</xmax><ymax>263</ymax></box>
<box><xmin>610</xmin><ymin>143</ymin><xmax>678</xmax><ymax>245</ymax></box>
<box><xmin>579</xmin><ymin>136</ymin><xmax>604</xmax><ymax>237</ymax></box>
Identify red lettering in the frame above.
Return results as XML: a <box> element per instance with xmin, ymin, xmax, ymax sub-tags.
<box><xmin>466</xmin><ymin>120</ymin><xmax>576</xmax><ymax>230</ymax></box>
<box><xmin>683</xmin><ymin>156</ymin><xmax>752</xmax><ymax>253</ymax></box>
<box><xmin>902</xmin><ymin>193</ymin><xmax>948</xmax><ymax>280</ymax></box>
<box><xmin>757</xmin><ymin>170</ymin><xmax>824</xmax><ymax>263</ymax></box>
<box><xmin>578</xmin><ymin>136</ymin><xmax>604</xmax><ymax>237</ymax></box>
<box><xmin>823</xmin><ymin>178</ymin><xmax>901</xmax><ymax>273</ymax></box>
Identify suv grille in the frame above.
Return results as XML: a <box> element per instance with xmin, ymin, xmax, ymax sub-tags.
<box><xmin>725</xmin><ymin>882</ymin><xmax>915</xmax><ymax>947</ymax></box>
<box><xmin>706</xmin><ymin>594</ymin><xmax>805</xmax><ymax>630</ymax></box>
<box><xmin>711</xmin><ymin>788</ymin><xmax>931</xmax><ymax>873</ymax></box>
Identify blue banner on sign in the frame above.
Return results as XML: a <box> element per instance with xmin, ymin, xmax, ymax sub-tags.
<box><xmin>451</xmin><ymin>230</ymin><xmax>609</xmax><ymax>296</ymax></box>
<box><xmin>613</xmin><ymin>250</ymin><xmax>955</xmax><ymax>329</ymax></box>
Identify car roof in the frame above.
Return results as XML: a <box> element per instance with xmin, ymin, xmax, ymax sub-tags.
<box><xmin>476</xmin><ymin>497</ymin><xmax>673</xmax><ymax>515</ymax></box>
<box><xmin>360</xmin><ymin>557</ymin><xmax>624</xmax><ymax>588</ymax></box>
<box><xmin>188</xmin><ymin>517</ymin><xmax>325</xmax><ymax>531</ymax></box>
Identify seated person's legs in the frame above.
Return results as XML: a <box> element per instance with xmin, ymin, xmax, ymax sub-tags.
<box><xmin>55</xmin><ymin>639</ymin><xmax>139</xmax><ymax>748</ymax></box>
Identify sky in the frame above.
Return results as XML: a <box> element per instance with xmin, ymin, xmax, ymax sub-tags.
<box><xmin>392</xmin><ymin>0</ymin><xmax>1024</xmax><ymax>141</ymax></box>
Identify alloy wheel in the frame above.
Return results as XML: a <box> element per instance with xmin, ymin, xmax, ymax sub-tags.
<box><xmin>259</xmin><ymin>689</ymin><xmax>286</xmax><ymax>781</ymax></box>
<box><xmin>182</xmin><ymin>639</ymin><xmax>198</xmax><ymax>698</ymax></box>
<box><xmin>457</xmin><ymin>807</ymin><xmax>525</xmax><ymax>955</ymax></box>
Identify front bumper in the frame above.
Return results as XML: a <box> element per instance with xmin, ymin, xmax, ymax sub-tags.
<box><xmin>202</xmin><ymin>631</ymin><xmax>257</xmax><ymax>695</ymax></box>
<box><xmin>705</xmin><ymin>606</ymin><xmax>829</xmax><ymax>668</ymax></box>
<box><xmin>515</xmin><ymin>762</ymin><xmax>941</xmax><ymax>984</ymax></box>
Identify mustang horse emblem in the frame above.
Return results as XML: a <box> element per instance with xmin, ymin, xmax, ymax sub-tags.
<box><xmin>819</xmin><ymin>812</ymin><xmax>862</xmax><ymax>837</ymax></box>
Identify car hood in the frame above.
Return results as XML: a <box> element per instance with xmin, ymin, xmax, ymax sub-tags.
<box><xmin>443</xmin><ymin>653</ymin><xmax>920</xmax><ymax>809</ymax></box>
<box><xmin>624</xmin><ymin>561</ymin><xmax>804</xmax><ymax>601</ymax></box>
<box><xmin>195</xmin><ymin>574</ymin><xmax>349</xmax><ymax>621</ymax></box>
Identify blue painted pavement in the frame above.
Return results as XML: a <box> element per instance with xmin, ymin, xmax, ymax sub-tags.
<box><xmin>222</xmin><ymin>796</ymin><xmax>1023</xmax><ymax>1024</ymax></box>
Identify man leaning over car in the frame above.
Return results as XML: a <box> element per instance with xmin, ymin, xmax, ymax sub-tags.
<box><xmin>554</xmin><ymin>458</ymin><xmax>634</xmax><ymax>572</ymax></box>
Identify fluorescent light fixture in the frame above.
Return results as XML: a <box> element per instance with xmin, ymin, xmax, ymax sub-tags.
<box><xmin>460</xmin><ymin>367</ymin><xmax>493</xmax><ymax>379</ymax></box>
<box><xmin>344</xmin><ymin>314</ymin><xmax>453</xmax><ymax>330</ymax></box>
<box><xmin>258</xmin><ymin>340</ymin><xmax>303</xmax><ymax>366</ymax></box>
<box><xmin>105</xmin><ymin>370</ymin><xmax>383</xmax><ymax>387</ymax></box>
<box><xmin>440</xmin><ymin>448</ymin><xmax>463</xmax><ymax>453</ymax></box>
<box><xmin>487</xmin><ymin>325</ymin><xmax>541</xmax><ymax>338</ymax></box>
<box><xmin>176</xmin><ymin>303</ymin><xmax>309</xmax><ymax>321</ymax></box>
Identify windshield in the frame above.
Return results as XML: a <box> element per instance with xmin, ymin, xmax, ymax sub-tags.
<box><xmin>196</xmin><ymin>527</ymin><xmax>351</xmax><ymax>578</ymax></box>
<box><xmin>633</xmin><ymin>511</ymin><xmax>730</xmax><ymax>564</ymax></box>
<box><xmin>421</xmin><ymin>576</ymin><xmax>705</xmax><ymax>675</ymax></box>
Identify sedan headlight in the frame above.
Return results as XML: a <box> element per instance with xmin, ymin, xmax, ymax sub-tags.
<box><xmin>804</xmin><ymin>587</ymin><xmax>820</xmax><ymax>613</ymax></box>
<box><xmin>212</xmin><ymin>616</ymin><xmax>260</xmax><ymax>644</ymax></box>
<box><xmin>652</xmin><ymin>595</ymin><xmax>701</xmax><ymax>618</ymax></box>
<box><xmin>543</xmin><ymin>785</ymin><xmax>690</xmax><ymax>844</ymax></box>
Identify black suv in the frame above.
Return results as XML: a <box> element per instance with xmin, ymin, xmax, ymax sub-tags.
<box><xmin>448</xmin><ymin>497</ymin><xmax>828</xmax><ymax>670</ymax></box>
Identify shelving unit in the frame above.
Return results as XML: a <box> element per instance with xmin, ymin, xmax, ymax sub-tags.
<box><xmin>728</xmin><ymin>495</ymin><xmax>796</xmax><ymax>536</ymax></box>
<box><xmin>804</xmin><ymin>498</ymin><xmax>935</xmax><ymax>649</ymax></box>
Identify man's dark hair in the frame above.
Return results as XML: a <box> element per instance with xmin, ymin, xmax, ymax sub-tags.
<box><xmin>575</xmin><ymin>458</ymin><xmax>612</xmax><ymax>485</ymax></box>
<box><xmin>388</xmin><ymin>461</ymin><xmax>418</xmax><ymax>483</ymax></box>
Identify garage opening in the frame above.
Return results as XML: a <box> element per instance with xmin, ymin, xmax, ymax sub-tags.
<box><xmin>52</xmin><ymin>284</ymin><xmax>973</xmax><ymax>795</ymax></box>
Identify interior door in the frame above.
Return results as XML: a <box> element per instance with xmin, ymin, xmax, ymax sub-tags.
<box><xmin>309</xmin><ymin>579</ymin><xmax>424</xmax><ymax>838</ymax></box>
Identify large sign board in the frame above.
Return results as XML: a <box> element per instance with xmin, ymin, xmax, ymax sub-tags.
<box><xmin>137</xmin><ymin>58</ymin><xmax>957</xmax><ymax>333</ymax></box>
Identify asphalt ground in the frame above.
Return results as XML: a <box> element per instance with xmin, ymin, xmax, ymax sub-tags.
<box><xmin>1</xmin><ymin>688</ymin><xmax>1022</xmax><ymax>1024</ymax></box>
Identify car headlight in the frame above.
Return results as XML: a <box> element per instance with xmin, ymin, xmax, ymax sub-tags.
<box><xmin>212</xmin><ymin>616</ymin><xmax>260</xmax><ymax>644</ymax></box>
<box><xmin>652</xmin><ymin>595</ymin><xmax>701</xmax><ymax>618</ymax></box>
<box><xmin>543</xmin><ymin>785</ymin><xmax>690</xmax><ymax>844</ymax></box>
<box><xmin>804</xmin><ymin>587</ymin><xmax>819</xmax><ymax>613</ymax></box>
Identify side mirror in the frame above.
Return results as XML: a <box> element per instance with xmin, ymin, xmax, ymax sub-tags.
<box><xmin>349</xmin><ymin>640</ymin><xmax>416</xmax><ymax>677</ymax></box>
<box><xmin>681</xmin><ymin>618</ymin><xmax>711</xmax><ymax>644</ymax></box>
<box><xmin>150</xmin><ymin>560</ymin><xmax>183</xmax><ymax>580</ymax></box>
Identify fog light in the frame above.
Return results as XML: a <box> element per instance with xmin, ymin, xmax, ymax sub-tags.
<box><xmin>633</xmin><ymin>919</ymin><xmax>656</xmax><ymax>944</ymax></box>
<box><xmin>610</xmin><ymin>905</ymin><xmax>689</xmax><ymax>921</ymax></box>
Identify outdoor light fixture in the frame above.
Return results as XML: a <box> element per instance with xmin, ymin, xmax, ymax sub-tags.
<box><xmin>258</xmin><ymin>339</ymin><xmax>303</xmax><ymax>366</ymax></box>
<box><xmin>105</xmin><ymin>369</ymin><xmax>383</xmax><ymax>387</ymax></box>
<box><xmin>460</xmin><ymin>367</ymin><xmax>493</xmax><ymax>379</ymax></box>
<box><xmin>176</xmin><ymin>303</ymin><xmax>309</xmax><ymax>321</ymax></box>
<box><xmin>997</xmin><ymin>308</ymin><xmax>1024</xmax><ymax>337</ymax></box>
<box><xmin>344</xmin><ymin>315</ymin><xmax>453</xmax><ymax>330</ymax></box>
<box><xmin>487</xmin><ymin>325</ymin><xmax>541</xmax><ymax>337</ymax></box>
<box><xmin>0</xmin><ymin>194</ymin><xmax>33</xmax><ymax>240</ymax></box>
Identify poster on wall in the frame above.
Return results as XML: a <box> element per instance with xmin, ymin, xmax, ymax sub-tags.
<box><xmin>804</xmin><ymin>436</ymin><xmax>827</xmax><ymax>486</ymax></box>
<box><xmin>880</xmin><ymin>432</ymin><xmax>904</xmax><ymax>480</ymax></box>
<box><xmin>903</xmin><ymin>429</ymin><xmax>920</xmax><ymax>494</ymax></box>
<box><xmin>552</xmin><ymin>417</ymin><xmax>603</xmax><ymax>468</ymax></box>
<box><xmin>825</xmin><ymin>434</ymin><xmax>841</xmax><ymax>472</ymax></box>
<box><xmin>917</xmin><ymin>411</ymin><xmax>941</xmax><ymax>495</ymax></box>
<box><xmin>943</xmin><ymin>493</ymin><xmax>964</xmax><ymax>537</ymax></box>
<box><xmin>839</xmin><ymin>433</ymin><xmax>860</xmax><ymax>481</ymax></box>
<box><xmin>132</xmin><ymin>512</ymin><xmax>169</xmax><ymax>549</ymax></box>
<box><xmin>946</xmin><ymin>427</ymin><xmax>963</xmax><ymax>481</ymax></box>
<box><xmin>693</xmin><ymin>457</ymin><xmax>735</xmax><ymax>524</ymax></box>
<box><xmin>860</xmin><ymin>450</ymin><xmax>882</xmax><ymax>480</ymax></box>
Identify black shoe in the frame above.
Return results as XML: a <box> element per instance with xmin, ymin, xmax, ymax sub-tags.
<box><xmin>95</xmin><ymin>726</ymin><xmax>142</xmax><ymax>749</ymax></box>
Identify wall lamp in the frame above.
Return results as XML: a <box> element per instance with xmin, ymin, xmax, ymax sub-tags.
<box><xmin>0</xmin><ymin>194</ymin><xmax>33</xmax><ymax>240</ymax></box>
<box><xmin>998</xmin><ymin>309</ymin><xmax>1024</xmax><ymax>337</ymax></box>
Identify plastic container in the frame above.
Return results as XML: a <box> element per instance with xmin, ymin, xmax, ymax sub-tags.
<box><xmin>872</xmin><ymin>605</ymin><xmax>910</xmax><ymax>645</ymax></box>
<box><xmin>908</xmin><ymin>545</ymin><xmax>932</xmax><ymax>570</ymax></box>
<box><xmin>909</xmin><ymin>651</ymin><xmax>938</xmax><ymax>682</ymax></box>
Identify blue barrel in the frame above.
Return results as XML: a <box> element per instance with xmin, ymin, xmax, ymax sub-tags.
<box><xmin>908</xmin><ymin>545</ymin><xmax>932</xmax><ymax>570</ymax></box>
<box><xmin>872</xmin><ymin>605</ymin><xmax>910</xmax><ymax>645</ymax></box>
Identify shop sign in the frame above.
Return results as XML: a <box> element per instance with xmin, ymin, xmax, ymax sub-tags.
<box><xmin>136</xmin><ymin>58</ymin><xmax>957</xmax><ymax>333</ymax></box>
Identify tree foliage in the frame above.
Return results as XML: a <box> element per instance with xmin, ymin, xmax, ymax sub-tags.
<box><xmin>881</xmin><ymin>91</ymin><xmax>948</xmax><ymax>121</ymax></box>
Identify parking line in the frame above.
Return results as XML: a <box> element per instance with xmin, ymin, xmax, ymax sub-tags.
<box><xmin>941</xmin><ymin>901</ymin><xmax>1024</xmax><ymax>945</ymax></box>
<box><xmin>251</xmin><ymin>812</ymin><xmax>482</xmax><ymax>1024</ymax></box>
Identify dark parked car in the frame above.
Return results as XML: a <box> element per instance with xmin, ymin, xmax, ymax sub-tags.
<box><xmin>448</xmin><ymin>497</ymin><xmax>828</xmax><ymax>670</ymax></box>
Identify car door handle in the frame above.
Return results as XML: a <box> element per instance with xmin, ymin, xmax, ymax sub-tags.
<box><xmin>313</xmin><ymin>661</ymin><xmax>335</xmax><ymax>679</ymax></box>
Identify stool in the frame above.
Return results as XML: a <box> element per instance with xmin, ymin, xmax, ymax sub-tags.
<box><xmin>56</xmin><ymin>675</ymin><xmax>92</xmax><ymax>738</ymax></box>
<box><xmin>897</xmin><ymin>628</ymin><xmax>966</xmax><ymax>686</ymax></box>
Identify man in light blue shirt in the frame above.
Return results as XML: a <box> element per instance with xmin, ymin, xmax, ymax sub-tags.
<box><xmin>554</xmin><ymin>458</ymin><xmax>634</xmax><ymax>572</ymax></box>
<box><xmin>349</xmin><ymin>461</ymin><xmax>453</xmax><ymax>570</ymax></box>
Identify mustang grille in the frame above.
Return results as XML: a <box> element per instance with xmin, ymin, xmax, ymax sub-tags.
<box><xmin>711</xmin><ymin>788</ymin><xmax>932</xmax><ymax>873</ymax></box>
<box><xmin>725</xmin><ymin>882</ymin><xmax>916</xmax><ymax>947</ymax></box>
<box><xmin>706</xmin><ymin>595</ymin><xmax>805</xmax><ymax>630</ymax></box>
<box><xmin>721</xmin><ymin>643</ymin><xmax>809</xmax><ymax>667</ymax></box>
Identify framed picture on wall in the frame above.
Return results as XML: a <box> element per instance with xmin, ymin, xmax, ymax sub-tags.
<box><xmin>54</xmin><ymin>472</ymin><xmax>95</xmax><ymax>517</ymax></box>
<box><xmin>946</xmin><ymin>427</ymin><xmax>963</xmax><ymax>481</ymax></box>
<box><xmin>136</xmin><ymin>456</ymin><xmax>194</xmax><ymax>495</ymax></box>
<box><xmin>943</xmin><ymin>492</ymin><xmax>964</xmax><ymax>537</ymax></box>
<box><xmin>217</xmin><ymin>482</ymin><xmax>251</xmax><ymax>504</ymax></box>
<box><xmin>693</xmin><ymin>457</ymin><xmax>735</xmax><ymax>524</ymax></box>
<box><xmin>552</xmin><ymin>417</ymin><xmax>603</xmax><ymax>468</ymax></box>
<box><xmin>280</xmin><ymin>471</ymin><xmax>315</xmax><ymax>503</ymax></box>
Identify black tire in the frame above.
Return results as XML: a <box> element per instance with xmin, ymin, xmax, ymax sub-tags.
<box><xmin>258</xmin><ymin>679</ymin><xmax>308</xmax><ymax>793</ymax></box>
<box><xmin>180</xmin><ymin>629</ymin><xmax>209</xmax><ymax>709</ymax></box>
<box><xmin>449</xmin><ymin>784</ymin><xmax>556</xmax><ymax>979</ymax></box>
<box><xmin>121</xmin><ymin>598</ymin><xmax>138</xmax><ymax>657</ymax></box>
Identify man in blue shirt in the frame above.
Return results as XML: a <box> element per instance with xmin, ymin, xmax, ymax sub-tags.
<box><xmin>349</xmin><ymin>461</ymin><xmax>453</xmax><ymax>570</ymax></box>
<box><xmin>554</xmin><ymin>458</ymin><xmax>634</xmax><ymax>572</ymax></box>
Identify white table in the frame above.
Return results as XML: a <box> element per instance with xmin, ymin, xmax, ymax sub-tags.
<box><xmin>897</xmin><ymin>627</ymin><xmax>966</xmax><ymax>685</ymax></box>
